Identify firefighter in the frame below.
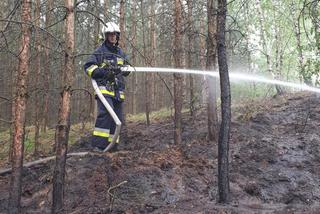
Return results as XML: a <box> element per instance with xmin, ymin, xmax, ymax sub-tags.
<box><xmin>84</xmin><ymin>22</ymin><xmax>130</xmax><ymax>151</ymax></box>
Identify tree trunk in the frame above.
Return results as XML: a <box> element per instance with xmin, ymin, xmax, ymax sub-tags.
<box><xmin>290</xmin><ymin>2</ymin><xmax>305</xmax><ymax>83</ymax></box>
<box><xmin>119</xmin><ymin>0</ymin><xmax>126</xmax><ymax>50</ymax></box>
<box><xmin>119</xmin><ymin>0</ymin><xmax>128</xmax><ymax>139</ymax></box>
<box><xmin>217</xmin><ymin>0</ymin><xmax>230</xmax><ymax>203</ymax></box>
<box><xmin>33</xmin><ymin>0</ymin><xmax>41</xmax><ymax>156</ymax></box>
<box><xmin>199</xmin><ymin>19</ymin><xmax>207</xmax><ymax>105</ymax></box>
<box><xmin>150</xmin><ymin>0</ymin><xmax>156</xmax><ymax>111</ymax></box>
<box><xmin>52</xmin><ymin>0</ymin><xmax>75</xmax><ymax>212</ymax></box>
<box><xmin>141</xmin><ymin>0</ymin><xmax>150</xmax><ymax>126</ymax></box>
<box><xmin>8</xmin><ymin>0</ymin><xmax>31</xmax><ymax>212</ymax></box>
<box><xmin>42</xmin><ymin>0</ymin><xmax>53</xmax><ymax>133</ymax></box>
<box><xmin>207</xmin><ymin>0</ymin><xmax>219</xmax><ymax>142</ymax></box>
<box><xmin>104</xmin><ymin>0</ymin><xmax>109</xmax><ymax>20</ymax></box>
<box><xmin>256</xmin><ymin>0</ymin><xmax>281</xmax><ymax>93</ymax></box>
<box><xmin>187</xmin><ymin>0</ymin><xmax>195</xmax><ymax>117</ymax></box>
<box><xmin>131</xmin><ymin>1</ymin><xmax>138</xmax><ymax>114</ymax></box>
<box><xmin>174</xmin><ymin>0</ymin><xmax>183</xmax><ymax>145</ymax></box>
<box><xmin>273</xmin><ymin>1</ymin><xmax>284</xmax><ymax>95</ymax></box>
<box><xmin>94</xmin><ymin>0</ymin><xmax>100</xmax><ymax>47</ymax></box>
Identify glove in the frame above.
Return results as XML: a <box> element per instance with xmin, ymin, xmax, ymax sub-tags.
<box><xmin>103</xmin><ymin>68</ymin><xmax>115</xmax><ymax>80</ymax></box>
<box><xmin>112</xmin><ymin>67</ymin><xmax>122</xmax><ymax>75</ymax></box>
<box><xmin>91</xmin><ymin>67</ymin><xmax>107</xmax><ymax>79</ymax></box>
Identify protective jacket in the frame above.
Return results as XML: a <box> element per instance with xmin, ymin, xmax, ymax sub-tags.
<box><xmin>84</xmin><ymin>41</ymin><xmax>129</xmax><ymax>101</ymax></box>
<box><xmin>84</xmin><ymin>41</ymin><xmax>129</xmax><ymax>150</ymax></box>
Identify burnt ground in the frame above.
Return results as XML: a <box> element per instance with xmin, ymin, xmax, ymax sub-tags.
<box><xmin>1</xmin><ymin>92</ymin><xmax>320</xmax><ymax>213</ymax></box>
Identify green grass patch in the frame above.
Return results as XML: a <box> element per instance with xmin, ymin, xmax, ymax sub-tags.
<box><xmin>0</xmin><ymin>122</ymin><xmax>93</xmax><ymax>166</ymax></box>
<box><xmin>127</xmin><ymin>107</ymin><xmax>189</xmax><ymax>122</ymax></box>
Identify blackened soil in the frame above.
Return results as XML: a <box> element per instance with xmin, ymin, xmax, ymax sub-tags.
<box><xmin>1</xmin><ymin>92</ymin><xmax>320</xmax><ymax>213</ymax></box>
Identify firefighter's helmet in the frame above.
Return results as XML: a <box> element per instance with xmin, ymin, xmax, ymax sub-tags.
<box><xmin>100</xmin><ymin>22</ymin><xmax>120</xmax><ymax>43</ymax></box>
<box><xmin>102</xmin><ymin>22</ymin><xmax>120</xmax><ymax>34</ymax></box>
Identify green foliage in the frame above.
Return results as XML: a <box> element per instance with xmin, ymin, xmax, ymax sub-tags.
<box><xmin>227</xmin><ymin>0</ymin><xmax>320</xmax><ymax>85</ymax></box>
<box><xmin>24</xmin><ymin>137</ymin><xmax>34</xmax><ymax>153</ymax></box>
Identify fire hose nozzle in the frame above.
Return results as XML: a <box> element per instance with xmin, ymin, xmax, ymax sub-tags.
<box><xmin>120</xmin><ymin>65</ymin><xmax>135</xmax><ymax>73</ymax></box>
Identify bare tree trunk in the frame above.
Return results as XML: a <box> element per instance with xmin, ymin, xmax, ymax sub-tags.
<box><xmin>141</xmin><ymin>0</ymin><xmax>150</xmax><ymax>126</ymax></box>
<box><xmin>207</xmin><ymin>0</ymin><xmax>219</xmax><ymax>142</ymax></box>
<box><xmin>290</xmin><ymin>2</ymin><xmax>305</xmax><ymax>83</ymax></box>
<box><xmin>43</xmin><ymin>0</ymin><xmax>53</xmax><ymax>133</ymax></box>
<box><xmin>217</xmin><ymin>0</ymin><xmax>230</xmax><ymax>203</ymax></box>
<box><xmin>52</xmin><ymin>0</ymin><xmax>75</xmax><ymax>212</ymax></box>
<box><xmin>174</xmin><ymin>0</ymin><xmax>183</xmax><ymax>145</ymax></box>
<box><xmin>272</xmin><ymin>0</ymin><xmax>284</xmax><ymax>94</ymax></box>
<box><xmin>199</xmin><ymin>19</ymin><xmax>207</xmax><ymax>105</ymax></box>
<box><xmin>8</xmin><ymin>0</ymin><xmax>31</xmax><ymax>212</ymax></box>
<box><xmin>33</xmin><ymin>0</ymin><xmax>41</xmax><ymax>156</ymax></box>
<box><xmin>187</xmin><ymin>0</ymin><xmax>195</xmax><ymax>117</ymax></box>
<box><xmin>130</xmin><ymin>1</ymin><xmax>138</xmax><ymax>114</ymax></box>
<box><xmin>104</xmin><ymin>0</ymin><xmax>109</xmax><ymax>20</ymax></box>
<box><xmin>119</xmin><ymin>0</ymin><xmax>126</xmax><ymax>50</ymax></box>
<box><xmin>94</xmin><ymin>0</ymin><xmax>100</xmax><ymax>47</ymax></box>
<box><xmin>150</xmin><ymin>0</ymin><xmax>156</xmax><ymax>111</ymax></box>
<box><xmin>256</xmin><ymin>0</ymin><xmax>281</xmax><ymax>94</ymax></box>
<box><xmin>119</xmin><ymin>0</ymin><xmax>128</xmax><ymax>138</ymax></box>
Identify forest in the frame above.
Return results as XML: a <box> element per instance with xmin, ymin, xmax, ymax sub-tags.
<box><xmin>0</xmin><ymin>0</ymin><xmax>320</xmax><ymax>213</ymax></box>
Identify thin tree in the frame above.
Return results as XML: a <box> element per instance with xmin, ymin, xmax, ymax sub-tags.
<box><xmin>217</xmin><ymin>0</ymin><xmax>230</xmax><ymax>203</ymax></box>
<box><xmin>150</xmin><ymin>0</ymin><xmax>156</xmax><ymax>111</ymax></box>
<box><xmin>33</xmin><ymin>0</ymin><xmax>41</xmax><ymax>156</ymax></box>
<box><xmin>141</xmin><ymin>0</ymin><xmax>151</xmax><ymax>126</ymax></box>
<box><xmin>52</xmin><ymin>0</ymin><xmax>75</xmax><ymax>212</ymax></box>
<box><xmin>8</xmin><ymin>0</ymin><xmax>31</xmax><ymax>212</ymax></box>
<box><xmin>207</xmin><ymin>0</ymin><xmax>219</xmax><ymax>142</ymax></box>
<box><xmin>94</xmin><ymin>0</ymin><xmax>100</xmax><ymax>47</ymax></box>
<box><xmin>42</xmin><ymin>0</ymin><xmax>53</xmax><ymax>133</ymax></box>
<box><xmin>289</xmin><ymin>1</ymin><xmax>305</xmax><ymax>83</ymax></box>
<box><xmin>174</xmin><ymin>0</ymin><xmax>183</xmax><ymax>145</ymax></box>
<box><xmin>199</xmin><ymin>19</ymin><xmax>207</xmax><ymax>104</ymax></box>
<box><xmin>256</xmin><ymin>0</ymin><xmax>282</xmax><ymax>94</ymax></box>
<box><xmin>119</xmin><ymin>0</ymin><xmax>126</xmax><ymax>50</ymax></box>
<box><xmin>187</xmin><ymin>0</ymin><xmax>195</xmax><ymax>117</ymax></box>
<box><xmin>130</xmin><ymin>1</ymin><xmax>138</xmax><ymax>114</ymax></box>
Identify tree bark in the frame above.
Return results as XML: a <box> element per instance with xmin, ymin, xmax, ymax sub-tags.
<box><xmin>207</xmin><ymin>0</ymin><xmax>219</xmax><ymax>142</ymax></box>
<box><xmin>130</xmin><ymin>1</ymin><xmax>138</xmax><ymax>114</ymax></box>
<box><xmin>94</xmin><ymin>0</ymin><xmax>100</xmax><ymax>47</ymax></box>
<box><xmin>199</xmin><ymin>19</ymin><xmax>207</xmax><ymax>105</ymax></box>
<box><xmin>33</xmin><ymin>0</ymin><xmax>41</xmax><ymax>156</ymax></box>
<box><xmin>42</xmin><ymin>0</ymin><xmax>53</xmax><ymax>133</ymax></box>
<box><xmin>217</xmin><ymin>0</ymin><xmax>230</xmax><ymax>203</ymax></box>
<box><xmin>150</xmin><ymin>0</ymin><xmax>156</xmax><ymax>111</ymax></box>
<box><xmin>8</xmin><ymin>0</ymin><xmax>31</xmax><ymax>212</ymax></box>
<box><xmin>104</xmin><ymin>0</ymin><xmax>109</xmax><ymax>21</ymax></box>
<box><xmin>187</xmin><ymin>0</ymin><xmax>195</xmax><ymax>117</ymax></box>
<box><xmin>289</xmin><ymin>2</ymin><xmax>305</xmax><ymax>83</ymax></box>
<box><xmin>174</xmin><ymin>0</ymin><xmax>183</xmax><ymax>145</ymax></box>
<box><xmin>256</xmin><ymin>0</ymin><xmax>282</xmax><ymax>94</ymax></box>
<box><xmin>119</xmin><ymin>0</ymin><xmax>126</xmax><ymax>50</ymax></box>
<box><xmin>141</xmin><ymin>0</ymin><xmax>150</xmax><ymax>126</ymax></box>
<box><xmin>52</xmin><ymin>0</ymin><xmax>75</xmax><ymax>212</ymax></box>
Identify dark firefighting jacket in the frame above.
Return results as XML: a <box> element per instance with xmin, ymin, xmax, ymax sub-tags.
<box><xmin>84</xmin><ymin>41</ymin><xmax>129</xmax><ymax>101</ymax></box>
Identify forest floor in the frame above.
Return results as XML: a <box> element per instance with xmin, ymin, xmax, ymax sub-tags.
<box><xmin>1</xmin><ymin>92</ymin><xmax>320</xmax><ymax>213</ymax></box>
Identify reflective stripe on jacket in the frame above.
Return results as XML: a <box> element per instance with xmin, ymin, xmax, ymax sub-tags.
<box><xmin>84</xmin><ymin>41</ymin><xmax>128</xmax><ymax>101</ymax></box>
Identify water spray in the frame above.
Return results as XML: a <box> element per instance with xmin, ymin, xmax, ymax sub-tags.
<box><xmin>122</xmin><ymin>66</ymin><xmax>320</xmax><ymax>94</ymax></box>
<box><xmin>94</xmin><ymin>65</ymin><xmax>320</xmax><ymax>152</ymax></box>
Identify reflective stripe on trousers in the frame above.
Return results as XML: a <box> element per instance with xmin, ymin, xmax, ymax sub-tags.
<box><xmin>91</xmin><ymin>95</ymin><xmax>123</xmax><ymax>149</ymax></box>
<box><xmin>98</xmin><ymin>86</ymin><xmax>125</xmax><ymax>100</ymax></box>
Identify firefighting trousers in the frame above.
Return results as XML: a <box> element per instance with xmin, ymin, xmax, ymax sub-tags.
<box><xmin>91</xmin><ymin>95</ymin><xmax>123</xmax><ymax>149</ymax></box>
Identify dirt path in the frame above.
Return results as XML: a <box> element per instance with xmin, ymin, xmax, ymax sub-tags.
<box><xmin>1</xmin><ymin>92</ymin><xmax>320</xmax><ymax>213</ymax></box>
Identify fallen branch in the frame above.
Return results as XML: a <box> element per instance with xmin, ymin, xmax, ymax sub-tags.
<box><xmin>0</xmin><ymin>152</ymin><xmax>90</xmax><ymax>176</ymax></box>
<box><xmin>108</xmin><ymin>180</ymin><xmax>128</xmax><ymax>212</ymax></box>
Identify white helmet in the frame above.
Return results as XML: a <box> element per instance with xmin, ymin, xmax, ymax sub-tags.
<box><xmin>102</xmin><ymin>22</ymin><xmax>120</xmax><ymax>34</ymax></box>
